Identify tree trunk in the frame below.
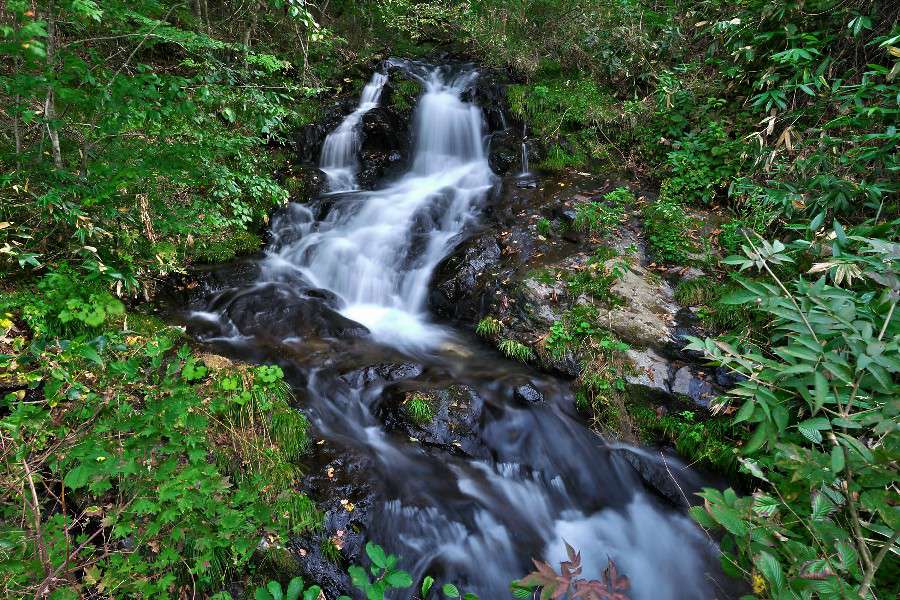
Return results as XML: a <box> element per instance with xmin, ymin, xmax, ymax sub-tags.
<box><xmin>242</xmin><ymin>1</ymin><xmax>262</xmax><ymax>68</ymax></box>
<box><xmin>192</xmin><ymin>0</ymin><xmax>201</xmax><ymax>19</ymax></box>
<box><xmin>201</xmin><ymin>0</ymin><xmax>210</xmax><ymax>32</ymax></box>
<box><xmin>13</xmin><ymin>93</ymin><xmax>22</xmax><ymax>162</ymax></box>
<box><xmin>45</xmin><ymin>0</ymin><xmax>63</xmax><ymax>170</ymax></box>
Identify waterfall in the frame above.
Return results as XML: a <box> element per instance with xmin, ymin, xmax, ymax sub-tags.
<box><xmin>189</xmin><ymin>63</ymin><xmax>729</xmax><ymax>600</ymax></box>
<box><xmin>520</xmin><ymin>141</ymin><xmax>530</xmax><ymax>176</ymax></box>
<box><xmin>319</xmin><ymin>72</ymin><xmax>388</xmax><ymax>192</ymax></box>
<box><xmin>266</xmin><ymin>66</ymin><xmax>495</xmax><ymax>351</ymax></box>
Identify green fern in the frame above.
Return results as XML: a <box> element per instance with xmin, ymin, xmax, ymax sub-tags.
<box><xmin>475</xmin><ymin>316</ymin><xmax>502</xmax><ymax>337</ymax></box>
<box><xmin>498</xmin><ymin>339</ymin><xmax>535</xmax><ymax>362</ymax></box>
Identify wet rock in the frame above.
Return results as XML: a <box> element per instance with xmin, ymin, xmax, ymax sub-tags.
<box><xmin>615</xmin><ymin>448</ymin><xmax>692</xmax><ymax>509</ymax></box>
<box><xmin>430</xmin><ymin>234</ymin><xmax>501</xmax><ymax>322</ymax></box>
<box><xmin>382</xmin><ymin>384</ymin><xmax>488</xmax><ymax>458</ymax></box>
<box><xmin>198</xmin><ymin>283</ymin><xmax>369</xmax><ymax>341</ymax></box>
<box><xmin>488</xmin><ymin>130</ymin><xmax>522</xmax><ymax>175</ymax></box>
<box><xmin>514</xmin><ymin>383</ymin><xmax>544</xmax><ymax>405</ymax></box>
<box><xmin>358</xmin><ymin>106</ymin><xmax>409</xmax><ymax>188</ymax></box>
<box><xmin>294</xmin><ymin>123</ymin><xmax>328</xmax><ymax>164</ymax></box>
<box><xmin>470</xmin><ymin>69</ymin><xmax>511</xmax><ymax>133</ymax></box>
<box><xmin>281</xmin><ymin>165</ymin><xmax>327</xmax><ymax>200</ymax></box>
<box><xmin>293</xmin><ymin>449</ymin><xmax>379</xmax><ymax>597</ymax></box>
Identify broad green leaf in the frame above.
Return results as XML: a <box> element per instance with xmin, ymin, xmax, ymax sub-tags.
<box><xmin>421</xmin><ymin>575</ymin><xmax>435</xmax><ymax>597</ymax></box>
<box><xmin>708</xmin><ymin>503</ymin><xmax>748</xmax><ymax>536</ymax></box>
<box><xmin>830</xmin><ymin>445</ymin><xmax>845</xmax><ymax>473</ymax></box>
<box><xmin>366</xmin><ymin>542</ymin><xmax>388</xmax><ymax>568</ymax></box>
<box><xmin>302</xmin><ymin>586</ymin><xmax>321</xmax><ymax>600</ymax></box>
<box><xmin>286</xmin><ymin>578</ymin><xmax>304</xmax><ymax>600</ymax></box>
<box><xmin>811</xmin><ymin>492</ymin><xmax>835</xmax><ymax>521</ymax></box>
<box><xmin>442</xmin><ymin>583</ymin><xmax>460</xmax><ymax>598</ymax></box>
<box><xmin>797</xmin><ymin>417</ymin><xmax>831</xmax><ymax>443</ymax></box>
<box><xmin>267</xmin><ymin>581</ymin><xmax>284</xmax><ymax>600</ymax></box>
<box><xmin>385</xmin><ymin>571</ymin><xmax>412</xmax><ymax>588</ymax></box>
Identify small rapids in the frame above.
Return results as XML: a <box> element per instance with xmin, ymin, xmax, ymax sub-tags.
<box><xmin>185</xmin><ymin>61</ymin><xmax>733</xmax><ymax>599</ymax></box>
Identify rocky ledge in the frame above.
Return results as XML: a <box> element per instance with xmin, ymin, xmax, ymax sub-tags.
<box><xmin>428</xmin><ymin>172</ymin><xmax>733</xmax><ymax>427</ymax></box>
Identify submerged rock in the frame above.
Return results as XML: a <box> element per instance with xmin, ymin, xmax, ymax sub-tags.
<box><xmin>382</xmin><ymin>383</ymin><xmax>489</xmax><ymax>458</ymax></box>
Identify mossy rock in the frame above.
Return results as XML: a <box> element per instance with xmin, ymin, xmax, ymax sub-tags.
<box><xmin>192</xmin><ymin>229</ymin><xmax>262</xmax><ymax>264</ymax></box>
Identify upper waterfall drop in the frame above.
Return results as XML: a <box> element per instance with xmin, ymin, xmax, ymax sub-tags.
<box><xmin>319</xmin><ymin>71</ymin><xmax>388</xmax><ymax>192</ymax></box>
<box><xmin>266</xmin><ymin>65</ymin><xmax>496</xmax><ymax>351</ymax></box>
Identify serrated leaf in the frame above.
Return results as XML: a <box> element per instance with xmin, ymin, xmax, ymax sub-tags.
<box><xmin>811</xmin><ymin>492</ymin><xmax>835</xmax><ymax>521</ymax></box>
<box><xmin>709</xmin><ymin>503</ymin><xmax>748</xmax><ymax>536</ymax></box>
<box><xmin>830</xmin><ymin>445</ymin><xmax>845</xmax><ymax>473</ymax></box>
<box><xmin>754</xmin><ymin>551</ymin><xmax>785</xmax><ymax>591</ymax></box>
<box><xmin>797</xmin><ymin>417</ymin><xmax>831</xmax><ymax>443</ymax></box>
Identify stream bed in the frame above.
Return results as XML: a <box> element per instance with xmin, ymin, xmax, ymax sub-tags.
<box><xmin>181</xmin><ymin>60</ymin><xmax>736</xmax><ymax>599</ymax></box>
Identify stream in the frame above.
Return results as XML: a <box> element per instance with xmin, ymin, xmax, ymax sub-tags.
<box><xmin>184</xmin><ymin>61</ymin><xmax>733</xmax><ymax>599</ymax></box>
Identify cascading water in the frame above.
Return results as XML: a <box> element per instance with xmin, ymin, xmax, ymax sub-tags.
<box><xmin>319</xmin><ymin>72</ymin><xmax>388</xmax><ymax>192</ymax></box>
<box><xmin>519</xmin><ymin>123</ymin><xmax>530</xmax><ymax>176</ymax></box>
<box><xmin>186</xmin><ymin>62</ymin><xmax>733</xmax><ymax>599</ymax></box>
<box><xmin>266</xmin><ymin>67</ymin><xmax>494</xmax><ymax>351</ymax></box>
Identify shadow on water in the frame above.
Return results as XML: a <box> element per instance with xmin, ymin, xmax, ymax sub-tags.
<box><xmin>179</xmin><ymin>60</ymin><xmax>739</xmax><ymax>599</ymax></box>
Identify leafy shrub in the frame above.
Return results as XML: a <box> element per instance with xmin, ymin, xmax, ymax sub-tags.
<box><xmin>342</xmin><ymin>542</ymin><xmax>413</xmax><ymax>600</ymax></box>
<box><xmin>642</xmin><ymin>190</ymin><xmax>697</xmax><ymax>264</ymax></box>
<box><xmin>573</xmin><ymin>187</ymin><xmax>632</xmax><ymax>233</ymax></box>
<box><xmin>686</xmin><ymin>231</ymin><xmax>899</xmax><ymax>597</ymax></box>
<box><xmin>0</xmin><ymin>292</ymin><xmax>315</xmax><ymax>597</ymax></box>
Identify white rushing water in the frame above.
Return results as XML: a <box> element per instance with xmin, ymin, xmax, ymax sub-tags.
<box><xmin>319</xmin><ymin>72</ymin><xmax>388</xmax><ymax>192</ymax></box>
<box><xmin>266</xmin><ymin>67</ymin><xmax>495</xmax><ymax>351</ymax></box>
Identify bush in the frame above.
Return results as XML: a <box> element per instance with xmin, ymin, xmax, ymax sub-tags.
<box><xmin>642</xmin><ymin>188</ymin><xmax>697</xmax><ymax>264</ymax></box>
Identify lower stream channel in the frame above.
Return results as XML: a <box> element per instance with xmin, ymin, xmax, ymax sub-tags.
<box><xmin>181</xmin><ymin>61</ymin><xmax>735</xmax><ymax>599</ymax></box>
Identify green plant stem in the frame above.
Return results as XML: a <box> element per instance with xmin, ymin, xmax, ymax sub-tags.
<box><xmin>859</xmin><ymin>529</ymin><xmax>900</xmax><ymax>598</ymax></box>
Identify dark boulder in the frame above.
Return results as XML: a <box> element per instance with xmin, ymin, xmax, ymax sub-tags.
<box><xmin>429</xmin><ymin>233</ymin><xmax>502</xmax><ymax>322</ymax></box>
<box><xmin>188</xmin><ymin>283</ymin><xmax>369</xmax><ymax>343</ymax></box>
<box><xmin>358</xmin><ymin>106</ymin><xmax>410</xmax><ymax>188</ymax></box>
<box><xmin>294</xmin><ymin>123</ymin><xmax>328</xmax><ymax>164</ymax></box>
<box><xmin>488</xmin><ymin>130</ymin><xmax>521</xmax><ymax>175</ymax></box>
